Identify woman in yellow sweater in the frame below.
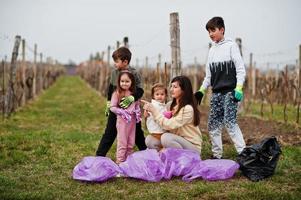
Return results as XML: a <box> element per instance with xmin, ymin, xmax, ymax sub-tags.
<box><xmin>142</xmin><ymin>76</ymin><xmax>202</xmax><ymax>153</ymax></box>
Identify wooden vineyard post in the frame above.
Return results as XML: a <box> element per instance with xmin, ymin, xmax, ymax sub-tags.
<box><xmin>101</xmin><ymin>60</ymin><xmax>107</xmax><ymax>95</ymax></box>
<box><xmin>170</xmin><ymin>12</ymin><xmax>181</xmax><ymax>80</ymax></box>
<box><xmin>157</xmin><ymin>53</ymin><xmax>162</xmax><ymax>83</ymax></box>
<box><xmin>252</xmin><ymin>63</ymin><xmax>256</xmax><ymax>97</ymax></box>
<box><xmin>101</xmin><ymin>51</ymin><xmax>105</xmax><ymax>61</ymax></box>
<box><xmin>297</xmin><ymin>45</ymin><xmax>301</xmax><ymax>123</ymax></box>
<box><xmin>145</xmin><ymin>56</ymin><xmax>148</xmax><ymax>69</ymax></box>
<box><xmin>123</xmin><ymin>37</ymin><xmax>129</xmax><ymax>48</ymax></box>
<box><xmin>104</xmin><ymin>46</ymin><xmax>111</xmax><ymax>95</ymax></box>
<box><xmin>6</xmin><ymin>35</ymin><xmax>21</xmax><ymax>117</ymax></box>
<box><xmin>39</xmin><ymin>53</ymin><xmax>44</xmax><ymax>93</ymax></box>
<box><xmin>299</xmin><ymin>45</ymin><xmax>301</xmax><ymax>90</ymax></box>
<box><xmin>144</xmin><ymin>56</ymin><xmax>148</xmax><ymax>91</ymax></box>
<box><xmin>235</xmin><ymin>38</ymin><xmax>244</xmax><ymax>113</ymax></box>
<box><xmin>193</xmin><ymin>57</ymin><xmax>198</xmax><ymax>92</ymax></box>
<box><xmin>33</xmin><ymin>43</ymin><xmax>37</xmax><ymax>98</ymax></box>
<box><xmin>2</xmin><ymin>58</ymin><xmax>5</xmax><ymax>119</ymax></box>
<box><xmin>164</xmin><ymin>62</ymin><xmax>168</xmax><ymax>89</ymax></box>
<box><xmin>235</xmin><ymin>38</ymin><xmax>243</xmax><ymax>57</ymax></box>
<box><xmin>107</xmin><ymin>45</ymin><xmax>111</xmax><ymax>68</ymax></box>
<box><xmin>283</xmin><ymin>65</ymin><xmax>289</xmax><ymax>123</ymax></box>
<box><xmin>156</xmin><ymin>63</ymin><xmax>160</xmax><ymax>83</ymax></box>
<box><xmin>135</xmin><ymin>58</ymin><xmax>139</xmax><ymax>68</ymax></box>
<box><xmin>21</xmin><ymin>39</ymin><xmax>26</xmax><ymax>105</ymax></box>
<box><xmin>249</xmin><ymin>53</ymin><xmax>253</xmax><ymax>97</ymax></box>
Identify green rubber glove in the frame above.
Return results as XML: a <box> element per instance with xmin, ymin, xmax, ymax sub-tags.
<box><xmin>194</xmin><ymin>86</ymin><xmax>206</xmax><ymax>105</ymax></box>
<box><xmin>234</xmin><ymin>85</ymin><xmax>243</xmax><ymax>101</ymax></box>
<box><xmin>105</xmin><ymin>101</ymin><xmax>110</xmax><ymax>117</ymax></box>
<box><xmin>120</xmin><ymin>95</ymin><xmax>134</xmax><ymax>108</ymax></box>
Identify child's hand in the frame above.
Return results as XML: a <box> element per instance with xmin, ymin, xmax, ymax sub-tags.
<box><xmin>141</xmin><ymin>100</ymin><xmax>155</xmax><ymax>113</ymax></box>
<box><xmin>194</xmin><ymin>86</ymin><xmax>205</xmax><ymax>105</ymax></box>
<box><xmin>234</xmin><ymin>85</ymin><xmax>243</xmax><ymax>102</ymax></box>
<box><xmin>105</xmin><ymin>101</ymin><xmax>110</xmax><ymax>116</ymax></box>
<box><xmin>120</xmin><ymin>95</ymin><xmax>134</xmax><ymax>108</ymax></box>
<box><xmin>163</xmin><ymin>111</ymin><xmax>172</xmax><ymax>119</ymax></box>
<box><xmin>143</xmin><ymin>110</ymin><xmax>150</xmax><ymax>118</ymax></box>
<box><xmin>115</xmin><ymin>108</ymin><xmax>132</xmax><ymax>123</ymax></box>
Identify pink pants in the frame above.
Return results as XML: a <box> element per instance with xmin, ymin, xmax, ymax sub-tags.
<box><xmin>116</xmin><ymin>115</ymin><xmax>136</xmax><ymax>163</ymax></box>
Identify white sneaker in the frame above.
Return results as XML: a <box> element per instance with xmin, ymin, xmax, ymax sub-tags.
<box><xmin>115</xmin><ymin>173</ymin><xmax>124</xmax><ymax>178</ymax></box>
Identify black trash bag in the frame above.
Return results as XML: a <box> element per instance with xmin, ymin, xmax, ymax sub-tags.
<box><xmin>237</xmin><ymin>137</ymin><xmax>282</xmax><ymax>181</ymax></box>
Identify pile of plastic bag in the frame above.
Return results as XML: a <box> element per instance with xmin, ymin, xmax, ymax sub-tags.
<box><xmin>72</xmin><ymin>148</ymin><xmax>239</xmax><ymax>183</ymax></box>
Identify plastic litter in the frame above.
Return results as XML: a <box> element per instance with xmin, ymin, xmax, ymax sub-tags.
<box><xmin>237</xmin><ymin>136</ymin><xmax>282</xmax><ymax>181</ymax></box>
<box><xmin>73</xmin><ymin>148</ymin><xmax>240</xmax><ymax>183</ymax></box>
<box><xmin>119</xmin><ymin>149</ymin><xmax>165</xmax><ymax>182</ymax></box>
<box><xmin>183</xmin><ymin>159</ymin><xmax>239</xmax><ymax>181</ymax></box>
<box><xmin>72</xmin><ymin>156</ymin><xmax>120</xmax><ymax>182</ymax></box>
<box><xmin>159</xmin><ymin>148</ymin><xmax>201</xmax><ymax>179</ymax></box>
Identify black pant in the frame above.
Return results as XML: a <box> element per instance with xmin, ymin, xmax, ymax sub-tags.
<box><xmin>96</xmin><ymin>111</ymin><xmax>147</xmax><ymax>156</ymax></box>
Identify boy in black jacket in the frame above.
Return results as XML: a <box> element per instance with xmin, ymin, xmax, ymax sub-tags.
<box><xmin>96</xmin><ymin>47</ymin><xmax>146</xmax><ymax>156</ymax></box>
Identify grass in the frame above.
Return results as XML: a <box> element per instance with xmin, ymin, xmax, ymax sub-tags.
<box><xmin>242</xmin><ymin>100</ymin><xmax>300</xmax><ymax>126</ymax></box>
<box><xmin>0</xmin><ymin>76</ymin><xmax>300</xmax><ymax>200</ymax></box>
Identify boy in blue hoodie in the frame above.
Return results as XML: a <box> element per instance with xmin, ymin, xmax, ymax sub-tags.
<box><xmin>194</xmin><ymin>16</ymin><xmax>246</xmax><ymax>159</ymax></box>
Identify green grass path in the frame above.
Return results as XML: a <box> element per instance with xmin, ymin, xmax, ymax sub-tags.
<box><xmin>0</xmin><ymin>76</ymin><xmax>300</xmax><ymax>200</ymax></box>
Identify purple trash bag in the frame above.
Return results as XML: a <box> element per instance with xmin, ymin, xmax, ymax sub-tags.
<box><xmin>119</xmin><ymin>149</ymin><xmax>164</xmax><ymax>182</ymax></box>
<box><xmin>183</xmin><ymin>159</ymin><xmax>239</xmax><ymax>182</ymax></box>
<box><xmin>73</xmin><ymin>156</ymin><xmax>121</xmax><ymax>182</ymax></box>
<box><xmin>159</xmin><ymin>148</ymin><xmax>201</xmax><ymax>180</ymax></box>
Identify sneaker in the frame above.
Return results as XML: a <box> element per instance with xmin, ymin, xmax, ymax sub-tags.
<box><xmin>115</xmin><ymin>173</ymin><xmax>124</xmax><ymax>178</ymax></box>
<box><xmin>210</xmin><ymin>155</ymin><xmax>223</xmax><ymax>159</ymax></box>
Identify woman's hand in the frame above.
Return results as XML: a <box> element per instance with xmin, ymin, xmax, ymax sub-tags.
<box><xmin>141</xmin><ymin>100</ymin><xmax>156</xmax><ymax>114</ymax></box>
<box><xmin>143</xmin><ymin>109</ymin><xmax>150</xmax><ymax>118</ymax></box>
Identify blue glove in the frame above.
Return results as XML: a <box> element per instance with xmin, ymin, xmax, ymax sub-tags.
<box><xmin>119</xmin><ymin>95</ymin><xmax>134</xmax><ymax>108</ymax></box>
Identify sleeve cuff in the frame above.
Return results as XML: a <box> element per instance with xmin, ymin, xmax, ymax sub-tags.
<box><xmin>199</xmin><ymin>86</ymin><xmax>206</xmax><ymax>94</ymax></box>
<box><xmin>235</xmin><ymin>85</ymin><xmax>243</xmax><ymax>90</ymax></box>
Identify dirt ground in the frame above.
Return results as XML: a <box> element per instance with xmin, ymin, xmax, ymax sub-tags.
<box><xmin>199</xmin><ymin>106</ymin><xmax>301</xmax><ymax>147</ymax></box>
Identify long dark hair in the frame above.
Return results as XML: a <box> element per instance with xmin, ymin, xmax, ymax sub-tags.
<box><xmin>170</xmin><ymin>76</ymin><xmax>200</xmax><ymax>126</ymax></box>
<box><xmin>116</xmin><ymin>71</ymin><xmax>136</xmax><ymax>101</ymax></box>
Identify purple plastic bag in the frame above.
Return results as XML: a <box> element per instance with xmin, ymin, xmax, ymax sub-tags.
<box><xmin>183</xmin><ymin>159</ymin><xmax>239</xmax><ymax>182</ymax></box>
<box><xmin>73</xmin><ymin>149</ymin><xmax>239</xmax><ymax>183</ymax></box>
<box><xmin>72</xmin><ymin>156</ymin><xmax>120</xmax><ymax>182</ymax></box>
<box><xmin>160</xmin><ymin>148</ymin><xmax>201</xmax><ymax>179</ymax></box>
<box><xmin>119</xmin><ymin>149</ymin><xmax>164</xmax><ymax>182</ymax></box>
